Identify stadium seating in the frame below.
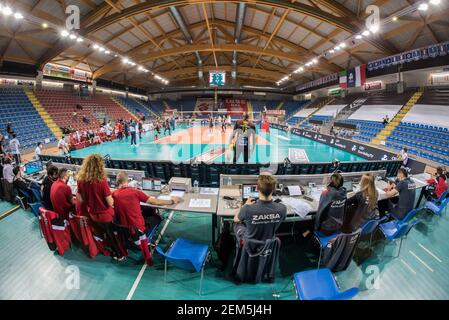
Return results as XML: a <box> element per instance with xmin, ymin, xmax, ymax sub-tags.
<box><xmin>33</xmin><ymin>89</ymin><xmax>135</xmax><ymax>132</ymax></box>
<box><xmin>0</xmin><ymin>87</ymin><xmax>56</xmax><ymax>150</ymax></box>
<box><xmin>385</xmin><ymin>88</ymin><xmax>449</xmax><ymax>165</ymax></box>
<box><xmin>343</xmin><ymin>91</ymin><xmax>414</xmax><ymax>142</ymax></box>
<box><xmin>115</xmin><ymin>96</ymin><xmax>152</xmax><ymax>119</ymax></box>
<box><xmin>143</xmin><ymin>100</ymin><xmax>166</xmax><ymax>115</ymax></box>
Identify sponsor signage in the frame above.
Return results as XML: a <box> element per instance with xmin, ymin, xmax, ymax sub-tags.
<box><xmin>296</xmin><ymin>73</ymin><xmax>338</xmax><ymax>92</ymax></box>
<box><xmin>368</xmin><ymin>41</ymin><xmax>449</xmax><ymax>71</ymax></box>
<box><xmin>272</xmin><ymin>124</ymin><xmax>425</xmax><ymax>173</ymax></box>
<box><xmin>265</xmin><ymin>110</ymin><xmax>285</xmax><ymax>115</ymax></box>
<box><xmin>365</xmin><ymin>81</ymin><xmax>382</xmax><ymax>91</ymax></box>
<box><xmin>43</xmin><ymin>63</ymin><xmax>92</xmax><ymax>83</ymax></box>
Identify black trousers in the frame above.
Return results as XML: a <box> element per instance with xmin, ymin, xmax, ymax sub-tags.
<box><xmin>12</xmin><ymin>154</ymin><xmax>21</xmax><ymax>165</ymax></box>
<box><xmin>130</xmin><ymin>132</ymin><xmax>137</xmax><ymax>145</ymax></box>
<box><xmin>233</xmin><ymin>145</ymin><xmax>249</xmax><ymax>164</ymax></box>
<box><xmin>164</xmin><ymin>127</ymin><xmax>171</xmax><ymax>135</ymax></box>
<box><xmin>96</xmin><ymin>221</ymin><xmax>124</xmax><ymax>258</ymax></box>
<box><xmin>118</xmin><ymin>132</ymin><xmax>123</xmax><ymax>141</ymax></box>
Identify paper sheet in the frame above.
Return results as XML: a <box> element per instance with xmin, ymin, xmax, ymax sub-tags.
<box><xmin>170</xmin><ymin>190</ymin><xmax>185</xmax><ymax>198</ymax></box>
<box><xmin>158</xmin><ymin>195</ymin><xmax>172</xmax><ymax>201</ymax></box>
<box><xmin>200</xmin><ymin>188</ymin><xmax>219</xmax><ymax>195</ymax></box>
<box><xmin>189</xmin><ymin>199</ymin><xmax>211</xmax><ymax>208</ymax></box>
<box><xmin>287</xmin><ymin>185</ymin><xmax>302</xmax><ymax>196</ymax></box>
<box><xmin>281</xmin><ymin>197</ymin><xmax>313</xmax><ymax>219</ymax></box>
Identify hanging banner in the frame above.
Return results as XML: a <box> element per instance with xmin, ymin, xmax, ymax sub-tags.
<box><xmin>368</xmin><ymin>41</ymin><xmax>449</xmax><ymax>71</ymax></box>
<box><xmin>224</xmin><ymin>99</ymin><xmax>248</xmax><ymax>116</ymax></box>
<box><xmin>43</xmin><ymin>63</ymin><xmax>92</xmax><ymax>83</ymax></box>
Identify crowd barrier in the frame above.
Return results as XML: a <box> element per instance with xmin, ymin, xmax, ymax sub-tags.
<box><xmin>39</xmin><ymin>154</ymin><xmax>403</xmax><ymax>187</ymax></box>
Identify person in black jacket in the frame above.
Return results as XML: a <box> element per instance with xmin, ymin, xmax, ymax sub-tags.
<box><xmin>343</xmin><ymin>173</ymin><xmax>379</xmax><ymax>232</ymax></box>
<box><xmin>12</xmin><ymin>167</ymin><xmax>35</xmax><ymax>206</ymax></box>
<box><xmin>314</xmin><ymin>173</ymin><xmax>347</xmax><ymax>236</ymax></box>
<box><xmin>41</xmin><ymin>165</ymin><xmax>59</xmax><ymax>210</ymax></box>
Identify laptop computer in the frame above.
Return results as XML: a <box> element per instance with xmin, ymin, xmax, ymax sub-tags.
<box><xmin>24</xmin><ymin>160</ymin><xmax>43</xmax><ymax>175</ymax></box>
<box><xmin>242</xmin><ymin>184</ymin><xmax>259</xmax><ymax>201</ymax></box>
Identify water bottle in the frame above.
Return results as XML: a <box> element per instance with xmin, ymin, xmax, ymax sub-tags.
<box><xmin>227</xmin><ymin>176</ymin><xmax>232</xmax><ymax>186</ymax></box>
<box><xmin>193</xmin><ymin>180</ymin><xmax>199</xmax><ymax>193</ymax></box>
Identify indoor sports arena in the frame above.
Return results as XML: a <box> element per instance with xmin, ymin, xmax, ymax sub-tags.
<box><xmin>1</xmin><ymin>0</ymin><xmax>449</xmax><ymax>305</ymax></box>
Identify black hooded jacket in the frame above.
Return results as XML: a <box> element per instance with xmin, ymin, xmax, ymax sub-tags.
<box><xmin>314</xmin><ymin>186</ymin><xmax>347</xmax><ymax>235</ymax></box>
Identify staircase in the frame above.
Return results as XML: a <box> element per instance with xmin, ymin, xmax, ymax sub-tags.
<box><xmin>111</xmin><ymin>97</ymin><xmax>138</xmax><ymax>120</ymax></box>
<box><xmin>276</xmin><ymin>101</ymin><xmax>285</xmax><ymax>110</ymax></box>
<box><xmin>372</xmin><ymin>89</ymin><xmax>423</xmax><ymax>145</ymax></box>
<box><xmin>321</xmin><ymin>97</ymin><xmax>368</xmax><ymax>134</ymax></box>
<box><xmin>163</xmin><ymin>101</ymin><xmax>171</xmax><ymax>112</ymax></box>
<box><xmin>133</xmin><ymin>99</ymin><xmax>158</xmax><ymax>118</ymax></box>
<box><xmin>295</xmin><ymin>97</ymin><xmax>335</xmax><ymax>128</ymax></box>
<box><xmin>25</xmin><ymin>89</ymin><xmax>63</xmax><ymax>139</ymax></box>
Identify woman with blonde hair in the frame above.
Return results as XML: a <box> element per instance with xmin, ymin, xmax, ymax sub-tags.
<box><xmin>344</xmin><ymin>173</ymin><xmax>379</xmax><ymax>232</ymax></box>
<box><xmin>77</xmin><ymin>154</ymin><xmax>124</xmax><ymax>261</ymax></box>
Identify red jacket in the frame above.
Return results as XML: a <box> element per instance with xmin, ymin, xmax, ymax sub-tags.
<box><xmin>427</xmin><ymin>176</ymin><xmax>448</xmax><ymax>198</ymax></box>
<box><xmin>38</xmin><ymin>208</ymin><xmax>71</xmax><ymax>256</ymax></box>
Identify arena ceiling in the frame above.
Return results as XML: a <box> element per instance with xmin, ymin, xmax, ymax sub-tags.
<box><xmin>1</xmin><ymin>0</ymin><xmax>449</xmax><ymax>90</ymax></box>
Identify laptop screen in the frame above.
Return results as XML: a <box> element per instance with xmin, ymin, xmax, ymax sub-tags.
<box><xmin>142</xmin><ymin>178</ymin><xmax>162</xmax><ymax>191</ymax></box>
<box><xmin>242</xmin><ymin>184</ymin><xmax>258</xmax><ymax>200</ymax></box>
<box><xmin>24</xmin><ymin>160</ymin><xmax>43</xmax><ymax>175</ymax></box>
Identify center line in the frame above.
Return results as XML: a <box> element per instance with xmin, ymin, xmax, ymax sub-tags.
<box><xmin>418</xmin><ymin>243</ymin><xmax>442</xmax><ymax>263</ymax></box>
<box><xmin>409</xmin><ymin>250</ymin><xmax>434</xmax><ymax>272</ymax></box>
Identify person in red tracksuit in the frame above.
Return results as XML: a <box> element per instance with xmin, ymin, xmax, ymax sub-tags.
<box><xmin>77</xmin><ymin>154</ymin><xmax>125</xmax><ymax>261</ymax></box>
<box><xmin>112</xmin><ymin>171</ymin><xmax>181</xmax><ymax>265</ymax></box>
<box><xmin>425</xmin><ymin>167</ymin><xmax>448</xmax><ymax>200</ymax></box>
<box><xmin>50</xmin><ymin>168</ymin><xmax>76</xmax><ymax>220</ymax></box>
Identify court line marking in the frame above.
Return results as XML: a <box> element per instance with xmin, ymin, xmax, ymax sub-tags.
<box><xmin>409</xmin><ymin>250</ymin><xmax>434</xmax><ymax>272</ymax></box>
<box><xmin>126</xmin><ymin>210</ymin><xmax>176</xmax><ymax>300</ymax></box>
<box><xmin>126</xmin><ymin>264</ymin><xmax>147</xmax><ymax>300</ymax></box>
<box><xmin>400</xmin><ymin>259</ymin><xmax>417</xmax><ymax>275</ymax></box>
<box><xmin>0</xmin><ymin>206</ymin><xmax>20</xmax><ymax>221</ymax></box>
<box><xmin>418</xmin><ymin>243</ymin><xmax>442</xmax><ymax>263</ymax></box>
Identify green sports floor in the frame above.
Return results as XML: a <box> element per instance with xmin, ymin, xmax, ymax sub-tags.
<box><xmin>1</xmin><ymin>194</ymin><xmax>448</xmax><ymax>300</ymax></box>
<box><xmin>70</xmin><ymin>125</ymin><xmax>363</xmax><ymax>163</ymax></box>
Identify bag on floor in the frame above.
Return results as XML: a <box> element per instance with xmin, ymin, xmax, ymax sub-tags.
<box><xmin>214</xmin><ymin>221</ymin><xmax>235</xmax><ymax>271</ymax></box>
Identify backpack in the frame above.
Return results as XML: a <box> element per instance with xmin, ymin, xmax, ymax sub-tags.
<box><xmin>214</xmin><ymin>221</ymin><xmax>235</xmax><ymax>271</ymax></box>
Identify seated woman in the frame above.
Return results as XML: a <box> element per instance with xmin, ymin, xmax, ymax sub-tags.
<box><xmin>314</xmin><ymin>173</ymin><xmax>347</xmax><ymax>236</ymax></box>
<box><xmin>343</xmin><ymin>173</ymin><xmax>379</xmax><ymax>232</ymax></box>
<box><xmin>425</xmin><ymin>167</ymin><xmax>448</xmax><ymax>201</ymax></box>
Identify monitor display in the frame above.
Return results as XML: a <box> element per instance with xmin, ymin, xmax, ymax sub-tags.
<box><xmin>24</xmin><ymin>160</ymin><xmax>43</xmax><ymax>175</ymax></box>
<box><xmin>343</xmin><ymin>181</ymin><xmax>353</xmax><ymax>192</ymax></box>
<box><xmin>142</xmin><ymin>178</ymin><xmax>162</xmax><ymax>191</ymax></box>
<box><xmin>242</xmin><ymin>184</ymin><xmax>258</xmax><ymax>200</ymax></box>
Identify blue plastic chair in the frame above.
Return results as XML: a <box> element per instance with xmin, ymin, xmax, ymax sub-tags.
<box><xmin>424</xmin><ymin>197</ymin><xmax>449</xmax><ymax>216</ymax></box>
<box><xmin>392</xmin><ymin>208</ymin><xmax>420</xmax><ymax>224</ymax></box>
<box><xmin>29</xmin><ymin>202</ymin><xmax>42</xmax><ymax>218</ymax></box>
<box><xmin>313</xmin><ymin>231</ymin><xmax>340</xmax><ymax>268</ymax></box>
<box><xmin>360</xmin><ymin>216</ymin><xmax>388</xmax><ymax>248</ymax></box>
<box><xmin>156</xmin><ymin>238</ymin><xmax>209</xmax><ymax>295</ymax></box>
<box><xmin>379</xmin><ymin>220</ymin><xmax>419</xmax><ymax>258</ymax></box>
<box><xmin>293</xmin><ymin>268</ymin><xmax>359</xmax><ymax>300</ymax></box>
